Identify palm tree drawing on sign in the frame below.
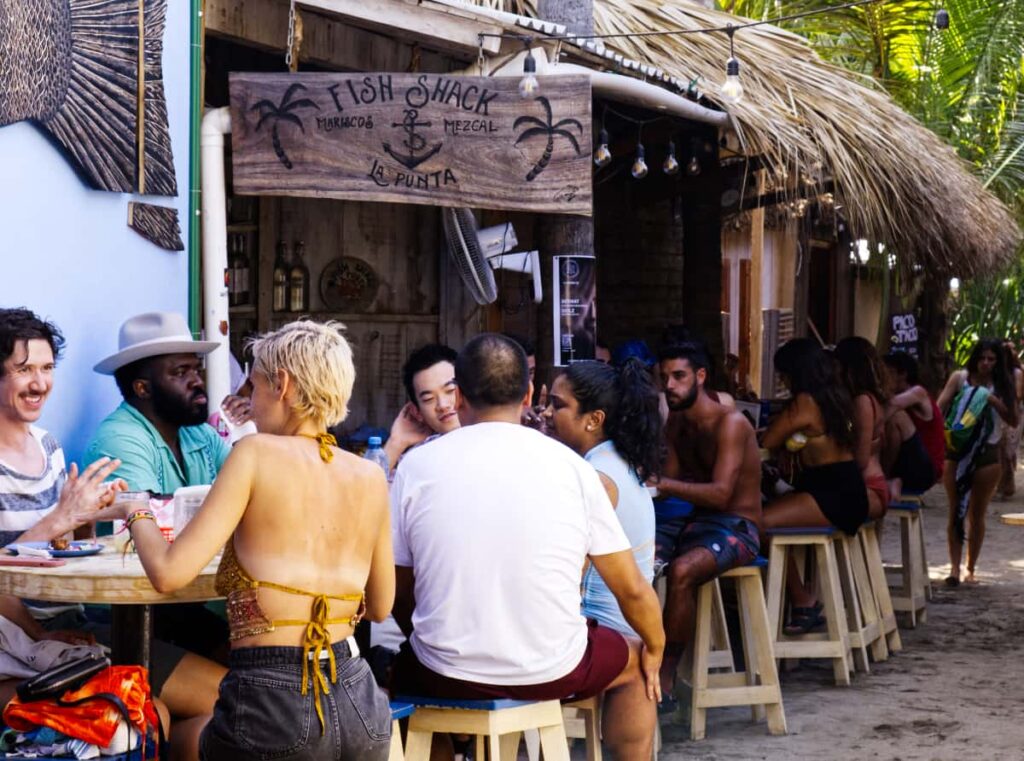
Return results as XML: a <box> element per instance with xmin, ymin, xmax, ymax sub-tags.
<box><xmin>251</xmin><ymin>83</ymin><xmax>320</xmax><ymax>169</ymax></box>
<box><xmin>513</xmin><ymin>96</ymin><xmax>583</xmax><ymax>181</ymax></box>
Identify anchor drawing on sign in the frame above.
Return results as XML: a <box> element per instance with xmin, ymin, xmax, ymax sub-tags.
<box><xmin>382</xmin><ymin>108</ymin><xmax>443</xmax><ymax>170</ymax></box>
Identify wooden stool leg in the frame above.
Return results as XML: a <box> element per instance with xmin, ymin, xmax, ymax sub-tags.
<box><xmin>835</xmin><ymin>534</ymin><xmax>871</xmax><ymax>672</ymax></box>
<box><xmin>851</xmin><ymin>531</ymin><xmax>888</xmax><ymax>662</ymax></box>
<box><xmin>536</xmin><ymin>724</ymin><xmax>572</xmax><ymax>761</ymax></box>
<box><xmin>736</xmin><ymin>580</ymin><xmax>763</xmax><ymax>723</ymax></box>
<box><xmin>504</xmin><ymin>731</ymin><xmax>525</xmax><ymax>760</ymax></box>
<box><xmin>765</xmin><ymin>541</ymin><xmax>787</xmax><ymax>644</ymax></box>
<box><xmin>862</xmin><ymin>524</ymin><xmax>903</xmax><ymax>652</ymax></box>
<box><xmin>389</xmin><ymin>720</ymin><xmax>405</xmax><ymax>761</ymax></box>
<box><xmin>689</xmin><ymin>579</ymin><xmax>714</xmax><ymax>740</ymax></box>
<box><xmin>818</xmin><ymin>540</ymin><xmax>852</xmax><ymax>685</ymax></box>
<box><xmin>581</xmin><ymin>703</ymin><xmax>601</xmax><ymax>761</ymax></box>
<box><xmin>897</xmin><ymin>514</ymin><xmax>917</xmax><ymax>627</ymax></box>
<box><xmin>918</xmin><ymin>511</ymin><xmax>933</xmax><ymax>603</ymax></box>
<box><xmin>403</xmin><ymin>729</ymin><xmax>433</xmax><ymax>761</ymax></box>
<box><xmin>740</xmin><ymin>574</ymin><xmax>787</xmax><ymax>736</ymax></box>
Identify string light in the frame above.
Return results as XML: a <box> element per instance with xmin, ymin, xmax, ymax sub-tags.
<box><xmin>663</xmin><ymin>140</ymin><xmax>680</xmax><ymax>175</ymax></box>
<box><xmin>519</xmin><ymin>46</ymin><xmax>539</xmax><ymax>99</ymax></box>
<box><xmin>721</xmin><ymin>26</ymin><xmax>743</xmax><ymax>105</ymax></box>
<box><xmin>934</xmin><ymin>8</ymin><xmax>950</xmax><ymax>29</ymax></box>
<box><xmin>687</xmin><ymin>154</ymin><xmax>701</xmax><ymax>176</ymax></box>
<box><xmin>632</xmin><ymin>127</ymin><xmax>648</xmax><ymax>179</ymax></box>
<box><xmin>594</xmin><ymin>129</ymin><xmax>612</xmax><ymax>167</ymax></box>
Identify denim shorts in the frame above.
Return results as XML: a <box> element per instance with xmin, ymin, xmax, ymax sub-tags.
<box><xmin>199</xmin><ymin>640</ymin><xmax>391</xmax><ymax>761</ymax></box>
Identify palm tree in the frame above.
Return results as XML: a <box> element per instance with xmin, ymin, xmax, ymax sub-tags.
<box><xmin>513</xmin><ymin>96</ymin><xmax>584</xmax><ymax>181</ymax></box>
<box><xmin>725</xmin><ymin>0</ymin><xmax>1024</xmax><ymax>372</ymax></box>
<box><xmin>251</xmin><ymin>83</ymin><xmax>321</xmax><ymax>169</ymax></box>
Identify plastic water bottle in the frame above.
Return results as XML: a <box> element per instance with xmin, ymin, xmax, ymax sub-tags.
<box><xmin>363</xmin><ymin>435</ymin><xmax>390</xmax><ymax>480</ymax></box>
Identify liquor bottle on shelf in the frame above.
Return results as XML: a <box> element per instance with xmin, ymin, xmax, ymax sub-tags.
<box><xmin>230</xmin><ymin>235</ymin><xmax>251</xmax><ymax>307</ymax></box>
<box><xmin>227</xmin><ymin>235</ymin><xmax>239</xmax><ymax>307</ymax></box>
<box><xmin>273</xmin><ymin>240</ymin><xmax>290</xmax><ymax>312</ymax></box>
<box><xmin>289</xmin><ymin>240</ymin><xmax>310</xmax><ymax>312</ymax></box>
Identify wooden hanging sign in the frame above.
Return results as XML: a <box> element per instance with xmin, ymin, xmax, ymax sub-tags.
<box><xmin>229</xmin><ymin>72</ymin><xmax>592</xmax><ymax>215</ymax></box>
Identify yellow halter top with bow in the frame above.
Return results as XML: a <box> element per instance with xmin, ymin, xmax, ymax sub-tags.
<box><xmin>214</xmin><ymin>431</ymin><xmax>365</xmax><ymax>733</ymax></box>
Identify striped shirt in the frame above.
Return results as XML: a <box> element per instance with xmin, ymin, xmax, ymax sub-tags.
<box><xmin>0</xmin><ymin>427</ymin><xmax>66</xmax><ymax>548</ymax></box>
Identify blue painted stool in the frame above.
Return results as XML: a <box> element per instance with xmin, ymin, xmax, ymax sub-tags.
<box><xmin>393</xmin><ymin>696</ymin><xmax>569</xmax><ymax>761</ymax></box>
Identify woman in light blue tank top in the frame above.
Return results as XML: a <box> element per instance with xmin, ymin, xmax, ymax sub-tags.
<box><xmin>543</xmin><ymin>359</ymin><xmax>662</xmax><ymax>635</ymax></box>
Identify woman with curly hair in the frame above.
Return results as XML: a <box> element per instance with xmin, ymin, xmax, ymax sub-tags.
<box><xmin>834</xmin><ymin>336</ymin><xmax>891</xmax><ymax>519</ymax></box>
<box><xmin>543</xmin><ymin>358</ymin><xmax>662</xmax><ymax>635</ymax></box>
<box><xmin>937</xmin><ymin>338</ymin><xmax>1018</xmax><ymax>585</ymax></box>
<box><xmin>762</xmin><ymin>338</ymin><xmax>867</xmax><ymax>633</ymax></box>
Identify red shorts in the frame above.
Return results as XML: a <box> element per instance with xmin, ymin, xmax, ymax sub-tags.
<box><xmin>391</xmin><ymin>619</ymin><xmax>629</xmax><ymax>701</ymax></box>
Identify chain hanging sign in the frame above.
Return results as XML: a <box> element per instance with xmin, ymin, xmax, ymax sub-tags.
<box><xmin>229</xmin><ymin>73</ymin><xmax>593</xmax><ymax>215</ymax></box>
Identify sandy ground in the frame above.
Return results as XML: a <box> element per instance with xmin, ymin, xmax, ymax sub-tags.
<box><xmin>657</xmin><ymin>474</ymin><xmax>1024</xmax><ymax>761</ymax></box>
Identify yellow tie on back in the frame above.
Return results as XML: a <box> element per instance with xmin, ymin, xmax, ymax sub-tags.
<box><xmin>298</xmin><ymin>431</ymin><xmax>338</xmax><ymax>463</ymax></box>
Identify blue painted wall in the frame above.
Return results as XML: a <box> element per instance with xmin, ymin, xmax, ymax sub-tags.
<box><xmin>0</xmin><ymin>3</ymin><xmax>192</xmax><ymax>467</ymax></box>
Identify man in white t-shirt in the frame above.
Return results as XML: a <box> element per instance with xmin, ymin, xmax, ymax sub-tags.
<box><xmin>391</xmin><ymin>333</ymin><xmax>664</xmax><ymax>759</ymax></box>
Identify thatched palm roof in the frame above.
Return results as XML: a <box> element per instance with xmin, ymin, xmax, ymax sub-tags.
<box><xmin>469</xmin><ymin>0</ymin><xmax>1021</xmax><ymax>277</ymax></box>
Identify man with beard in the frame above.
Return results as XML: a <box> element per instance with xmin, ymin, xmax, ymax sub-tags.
<box><xmin>86</xmin><ymin>312</ymin><xmax>231</xmax><ymax>693</ymax></box>
<box><xmin>86</xmin><ymin>312</ymin><xmax>230</xmax><ymax>494</ymax></box>
<box><xmin>652</xmin><ymin>343</ymin><xmax>763</xmax><ymax>702</ymax></box>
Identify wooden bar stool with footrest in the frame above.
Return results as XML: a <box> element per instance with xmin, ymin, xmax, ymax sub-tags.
<box><xmin>859</xmin><ymin>521</ymin><xmax>902</xmax><ymax>653</ymax></box>
<box><xmin>395</xmin><ymin>696</ymin><xmax>570</xmax><ymax>761</ymax></box>
<box><xmin>765</xmin><ymin>527</ymin><xmax>853</xmax><ymax>685</ymax></box>
<box><xmin>388</xmin><ymin>701</ymin><xmax>416</xmax><ymax>761</ymax></box>
<box><xmin>886</xmin><ymin>498</ymin><xmax>930</xmax><ymax>627</ymax></box>
<box><xmin>834</xmin><ymin>525</ymin><xmax>887</xmax><ymax>672</ymax></box>
<box><xmin>683</xmin><ymin>556</ymin><xmax>787</xmax><ymax>740</ymax></box>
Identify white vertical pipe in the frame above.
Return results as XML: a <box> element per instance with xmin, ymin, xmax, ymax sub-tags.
<box><xmin>200</xmin><ymin>107</ymin><xmax>232</xmax><ymax>416</ymax></box>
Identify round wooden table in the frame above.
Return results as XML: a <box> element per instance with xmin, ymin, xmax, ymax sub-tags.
<box><xmin>1000</xmin><ymin>513</ymin><xmax>1024</xmax><ymax>526</ymax></box>
<box><xmin>0</xmin><ymin>537</ymin><xmax>222</xmax><ymax>668</ymax></box>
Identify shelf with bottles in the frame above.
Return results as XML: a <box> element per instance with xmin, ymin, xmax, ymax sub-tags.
<box><xmin>227</xmin><ymin>230</ymin><xmax>257</xmax><ymax>309</ymax></box>
<box><xmin>271</xmin><ymin>239</ymin><xmax>311</xmax><ymax>314</ymax></box>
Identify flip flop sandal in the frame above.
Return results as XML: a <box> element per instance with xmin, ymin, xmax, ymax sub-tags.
<box><xmin>784</xmin><ymin>603</ymin><xmax>826</xmax><ymax>635</ymax></box>
<box><xmin>944</xmin><ymin>575</ymin><xmax>961</xmax><ymax>588</ymax></box>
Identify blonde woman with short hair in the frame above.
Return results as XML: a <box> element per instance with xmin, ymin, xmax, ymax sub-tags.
<box><xmin>119</xmin><ymin>321</ymin><xmax>395</xmax><ymax>761</ymax></box>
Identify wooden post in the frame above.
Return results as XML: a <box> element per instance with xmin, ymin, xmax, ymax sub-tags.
<box><xmin>749</xmin><ymin>181</ymin><xmax>765</xmax><ymax>397</ymax></box>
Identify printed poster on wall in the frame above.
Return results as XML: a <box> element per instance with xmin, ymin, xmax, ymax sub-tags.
<box><xmin>890</xmin><ymin>312</ymin><xmax>919</xmax><ymax>357</ymax></box>
<box><xmin>553</xmin><ymin>255</ymin><xmax>597</xmax><ymax>366</ymax></box>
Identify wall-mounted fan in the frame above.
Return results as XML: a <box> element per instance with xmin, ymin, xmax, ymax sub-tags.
<box><xmin>441</xmin><ymin>207</ymin><xmax>542</xmax><ymax>306</ymax></box>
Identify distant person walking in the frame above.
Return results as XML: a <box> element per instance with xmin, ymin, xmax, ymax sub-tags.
<box><xmin>937</xmin><ymin>339</ymin><xmax>1018</xmax><ymax>586</ymax></box>
<box><xmin>998</xmin><ymin>341</ymin><xmax>1024</xmax><ymax>498</ymax></box>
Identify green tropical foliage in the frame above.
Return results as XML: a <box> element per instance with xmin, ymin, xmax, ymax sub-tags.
<box><xmin>721</xmin><ymin>0</ymin><xmax>1024</xmax><ymax>356</ymax></box>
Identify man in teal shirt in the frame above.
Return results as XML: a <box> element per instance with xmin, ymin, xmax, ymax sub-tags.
<box><xmin>86</xmin><ymin>312</ymin><xmax>232</xmax><ymax>668</ymax></box>
<box><xmin>86</xmin><ymin>312</ymin><xmax>230</xmax><ymax>495</ymax></box>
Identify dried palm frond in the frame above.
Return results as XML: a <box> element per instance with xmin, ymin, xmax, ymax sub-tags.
<box><xmin>465</xmin><ymin>0</ymin><xmax>1021</xmax><ymax>277</ymax></box>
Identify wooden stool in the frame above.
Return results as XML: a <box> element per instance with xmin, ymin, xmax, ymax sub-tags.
<box><xmin>389</xmin><ymin>701</ymin><xmax>415</xmax><ymax>761</ymax></box>
<box><xmin>859</xmin><ymin>521</ymin><xmax>903</xmax><ymax>652</ymax></box>
<box><xmin>396</xmin><ymin>697</ymin><xmax>570</xmax><ymax>761</ymax></box>
<box><xmin>765</xmin><ymin>528</ymin><xmax>852</xmax><ymax>685</ymax></box>
<box><xmin>525</xmin><ymin>696</ymin><xmax>602</xmax><ymax>761</ymax></box>
<box><xmin>886</xmin><ymin>502</ymin><xmax>929</xmax><ymax>627</ymax></box>
<box><xmin>834</xmin><ymin>527</ymin><xmax>887</xmax><ymax>671</ymax></box>
<box><xmin>684</xmin><ymin>558</ymin><xmax>787</xmax><ymax>740</ymax></box>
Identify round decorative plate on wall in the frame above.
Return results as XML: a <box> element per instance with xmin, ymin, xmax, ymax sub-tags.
<box><xmin>319</xmin><ymin>256</ymin><xmax>381</xmax><ymax>311</ymax></box>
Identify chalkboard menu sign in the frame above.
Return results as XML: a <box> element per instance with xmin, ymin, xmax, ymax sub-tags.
<box><xmin>890</xmin><ymin>312</ymin><xmax>919</xmax><ymax>356</ymax></box>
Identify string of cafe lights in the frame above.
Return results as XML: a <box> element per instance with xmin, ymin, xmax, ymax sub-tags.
<box><xmin>487</xmin><ymin>0</ymin><xmax>951</xmax><ymax>180</ymax></box>
<box><xmin>483</xmin><ymin>0</ymin><xmax>951</xmax><ymax>110</ymax></box>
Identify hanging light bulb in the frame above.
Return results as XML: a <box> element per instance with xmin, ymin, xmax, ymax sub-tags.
<box><xmin>594</xmin><ymin>128</ymin><xmax>612</xmax><ymax>168</ymax></box>
<box><xmin>631</xmin><ymin>144</ymin><xmax>648</xmax><ymax>179</ymax></box>
<box><xmin>686</xmin><ymin>154</ymin><xmax>701</xmax><ymax>176</ymax></box>
<box><xmin>721</xmin><ymin>26</ymin><xmax>743</xmax><ymax>105</ymax></box>
<box><xmin>934</xmin><ymin>8</ymin><xmax>950</xmax><ymax>29</ymax></box>
<box><xmin>519</xmin><ymin>47</ymin><xmax>539</xmax><ymax>99</ymax></box>
<box><xmin>949</xmin><ymin>277</ymin><xmax>960</xmax><ymax>294</ymax></box>
<box><xmin>663</xmin><ymin>140</ymin><xmax>680</xmax><ymax>175</ymax></box>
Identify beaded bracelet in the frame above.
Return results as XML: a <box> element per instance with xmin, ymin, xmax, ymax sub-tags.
<box><xmin>125</xmin><ymin>509</ymin><xmax>156</xmax><ymax>531</ymax></box>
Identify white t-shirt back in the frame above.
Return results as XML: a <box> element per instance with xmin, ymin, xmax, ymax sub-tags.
<box><xmin>391</xmin><ymin>421</ymin><xmax>630</xmax><ymax>685</ymax></box>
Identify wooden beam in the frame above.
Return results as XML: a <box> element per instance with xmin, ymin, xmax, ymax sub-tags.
<box><xmin>205</xmin><ymin>0</ymin><xmax>468</xmax><ymax>70</ymax></box>
<box><xmin>299</xmin><ymin>0</ymin><xmax>503</xmax><ymax>58</ymax></box>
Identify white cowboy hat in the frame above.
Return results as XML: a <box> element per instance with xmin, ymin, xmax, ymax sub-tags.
<box><xmin>94</xmin><ymin>312</ymin><xmax>220</xmax><ymax>375</ymax></box>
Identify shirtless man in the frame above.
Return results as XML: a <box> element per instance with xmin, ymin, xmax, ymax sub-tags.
<box><xmin>653</xmin><ymin>344</ymin><xmax>763</xmax><ymax>698</ymax></box>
